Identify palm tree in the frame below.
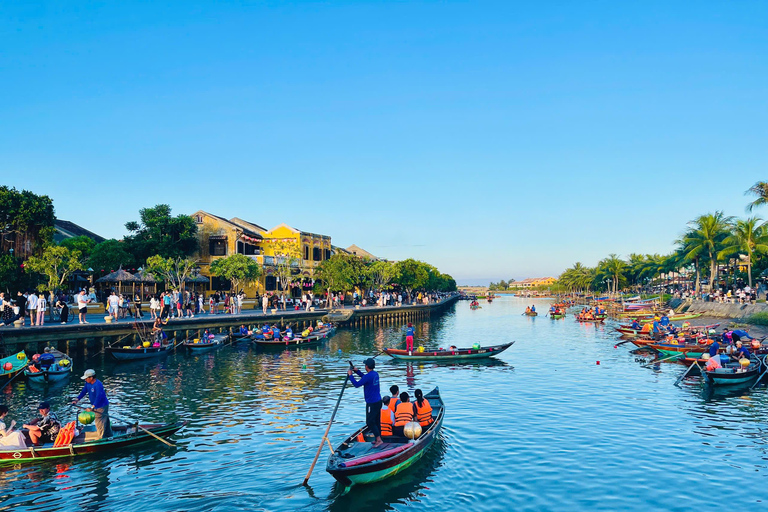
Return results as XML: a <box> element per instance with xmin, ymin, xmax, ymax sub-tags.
<box><xmin>682</xmin><ymin>212</ymin><xmax>734</xmax><ymax>291</ymax></box>
<box><xmin>597</xmin><ymin>254</ymin><xmax>627</xmax><ymax>295</ymax></box>
<box><xmin>746</xmin><ymin>182</ymin><xmax>768</xmax><ymax>212</ymax></box>
<box><xmin>718</xmin><ymin>217</ymin><xmax>768</xmax><ymax>287</ymax></box>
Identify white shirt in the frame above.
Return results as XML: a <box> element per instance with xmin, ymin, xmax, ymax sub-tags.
<box><xmin>77</xmin><ymin>293</ymin><xmax>88</xmax><ymax>307</ymax></box>
<box><xmin>108</xmin><ymin>295</ymin><xmax>119</xmax><ymax>307</ymax></box>
<box><xmin>27</xmin><ymin>294</ymin><xmax>38</xmax><ymax>309</ymax></box>
<box><xmin>37</xmin><ymin>297</ymin><xmax>46</xmax><ymax>310</ymax></box>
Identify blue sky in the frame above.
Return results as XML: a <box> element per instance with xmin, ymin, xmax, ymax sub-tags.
<box><xmin>1</xmin><ymin>1</ymin><xmax>766</xmax><ymax>285</ymax></box>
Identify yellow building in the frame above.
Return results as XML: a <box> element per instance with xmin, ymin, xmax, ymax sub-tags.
<box><xmin>191</xmin><ymin>212</ymin><xmax>333</xmax><ymax>297</ymax></box>
<box><xmin>510</xmin><ymin>277</ymin><xmax>557</xmax><ymax>289</ymax></box>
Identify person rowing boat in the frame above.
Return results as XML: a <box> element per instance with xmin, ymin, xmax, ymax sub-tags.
<box><xmin>347</xmin><ymin>358</ymin><xmax>383</xmax><ymax>448</ymax></box>
<box><xmin>72</xmin><ymin>369</ymin><xmax>113</xmax><ymax>440</ymax></box>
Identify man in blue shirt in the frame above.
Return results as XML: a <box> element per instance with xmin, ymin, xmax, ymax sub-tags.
<box><xmin>731</xmin><ymin>329</ymin><xmax>755</xmax><ymax>343</ymax></box>
<box><xmin>630</xmin><ymin>319</ymin><xmax>642</xmax><ymax>330</ymax></box>
<box><xmin>73</xmin><ymin>369</ymin><xmax>113</xmax><ymax>439</ymax></box>
<box><xmin>348</xmin><ymin>358</ymin><xmax>383</xmax><ymax>447</ymax></box>
<box><xmin>733</xmin><ymin>340</ymin><xmax>752</xmax><ymax>359</ymax></box>
<box><xmin>709</xmin><ymin>339</ymin><xmax>721</xmax><ymax>358</ymax></box>
<box><xmin>531</xmin><ymin>305</ymin><xmax>536</xmax><ymax>313</ymax></box>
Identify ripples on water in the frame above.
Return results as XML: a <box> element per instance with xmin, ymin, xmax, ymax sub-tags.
<box><xmin>2</xmin><ymin>297</ymin><xmax>768</xmax><ymax>511</ymax></box>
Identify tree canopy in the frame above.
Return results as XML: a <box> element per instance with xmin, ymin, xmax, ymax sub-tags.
<box><xmin>89</xmin><ymin>239</ymin><xmax>135</xmax><ymax>272</ymax></box>
<box><xmin>24</xmin><ymin>245</ymin><xmax>85</xmax><ymax>292</ymax></box>
<box><xmin>0</xmin><ymin>186</ymin><xmax>55</xmax><ymax>259</ymax></box>
<box><xmin>124</xmin><ymin>204</ymin><xmax>198</xmax><ymax>262</ymax></box>
<box><xmin>210</xmin><ymin>254</ymin><xmax>262</xmax><ymax>293</ymax></box>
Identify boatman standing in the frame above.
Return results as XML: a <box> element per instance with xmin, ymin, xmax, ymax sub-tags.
<box><xmin>348</xmin><ymin>358</ymin><xmax>383</xmax><ymax>448</ymax></box>
<box><xmin>72</xmin><ymin>369</ymin><xmax>113</xmax><ymax>439</ymax></box>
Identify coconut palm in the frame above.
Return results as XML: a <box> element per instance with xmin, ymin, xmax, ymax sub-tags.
<box><xmin>746</xmin><ymin>182</ymin><xmax>768</xmax><ymax>212</ymax></box>
<box><xmin>597</xmin><ymin>254</ymin><xmax>627</xmax><ymax>295</ymax></box>
<box><xmin>682</xmin><ymin>212</ymin><xmax>734</xmax><ymax>291</ymax></box>
<box><xmin>718</xmin><ymin>217</ymin><xmax>768</xmax><ymax>287</ymax></box>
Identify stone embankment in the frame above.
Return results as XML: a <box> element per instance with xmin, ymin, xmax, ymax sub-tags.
<box><xmin>670</xmin><ymin>298</ymin><xmax>768</xmax><ymax>319</ymax></box>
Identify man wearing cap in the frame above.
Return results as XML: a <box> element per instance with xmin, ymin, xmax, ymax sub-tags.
<box><xmin>23</xmin><ymin>402</ymin><xmax>61</xmax><ymax>446</ymax></box>
<box><xmin>348</xmin><ymin>358</ymin><xmax>383</xmax><ymax>448</ymax></box>
<box><xmin>73</xmin><ymin>369</ymin><xmax>113</xmax><ymax>439</ymax></box>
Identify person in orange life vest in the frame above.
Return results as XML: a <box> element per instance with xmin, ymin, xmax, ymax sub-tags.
<box><xmin>393</xmin><ymin>392</ymin><xmax>417</xmax><ymax>437</ymax></box>
<box><xmin>388</xmin><ymin>385</ymin><xmax>401</xmax><ymax>412</ymax></box>
<box><xmin>413</xmin><ymin>388</ymin><xmax>433</xmax><ymax>427</ymax></box>
<box><xmin>405</xmin><ymin>323</ymin><xmax>415</xmax><ymax>353</ymax></box>
<box><xmin>348</xmin><ymin>358</ymin><xmax>383</xmax><ymax>448</ymax></box>
<box><xmin>380</xmin><ymin>396</ymin><xmax>395</xmax><ymax>436</ymax></box>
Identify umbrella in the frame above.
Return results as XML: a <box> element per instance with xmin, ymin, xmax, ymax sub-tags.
<box><xmin>95</xmin><ymin>266</ymin><xmax>136</xmax><ymax>295</ymax></box>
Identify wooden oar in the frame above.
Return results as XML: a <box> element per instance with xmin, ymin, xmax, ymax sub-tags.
<box><xmin>302</xmin><ymin>362</ymin><xmax>354</xmax><ymax>486</ymax></box>
<box><xmin>674</xmin><ymin>359</ymin><xmax>699</xmax><ymax>387</ymax></box>
<box><xmin>641</xmin><ymin>352</ymin><xmax>684</xmax><ymax>368</ymax></box>
<box><xmin>0</xmin><ymin>366</ymin><xmax>26</xmax><ymax>392</ymax></box>
<box><xmin>72</xmin><ymin>404</ymin><xmax>175</xmax><ymax>448</ymax></box>
<box><xmin>750</xmin><ymin>354</ymin><xmax>768</xmax><ymax>390</ymax></box>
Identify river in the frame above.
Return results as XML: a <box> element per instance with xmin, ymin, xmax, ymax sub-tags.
<box><xmin>1</xmin><ymin>296</ymin><xmax>767</xmax><ymax>511</ymax></box>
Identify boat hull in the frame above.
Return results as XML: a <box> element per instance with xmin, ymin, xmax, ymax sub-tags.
<box><xmin>107</xmin><ymin>345</ymin><xmax>173</xmax><ymax>361</ymax></box>
<box><xmin>385</xmin><ymin>342</ymin><xmax>513</xmax><ymax>361</ymax></box>
<box><xmin>25</xmin><ymin>368</ymin><xmax>72</xmax><ymax>383</ymax></box>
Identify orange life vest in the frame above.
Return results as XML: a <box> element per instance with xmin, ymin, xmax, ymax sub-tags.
<box><xmin>388</xmin><ymin>398</ymin><xmax>400</xmax><ymax>412</ymax></box>
<box><xmin>414</xmin><ymin>399</ymin><xmax>433</xmax><ymax>427</ymax></box>
<box><xmin>53</xmin><ymin>421</ymin><xmax>76</xmax><ymax>447</ymax></box>
<box><xmin>380</xmin><ymin>408</ymin><xmax>395</xmax><ymax>436</ymax></box>
<box><xmin>395</xmin><ymin>402</ymin><xmax>415</xmax><ymax>427</ymax></box>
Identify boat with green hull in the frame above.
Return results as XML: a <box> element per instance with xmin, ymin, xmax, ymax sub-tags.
<box><xmin>326</xmin><ymin>387</ymin><xmax>444</xmax><ymax>486</ymax></box>
<box><xmin>0</xmin><ymin>421</ymin><xmax>185</xmax><ymax>463</ymax></box>
<box><xmin>0</xmin><ymin>352</ymin><xmax>28</xmax><ymax>382</ymax></box>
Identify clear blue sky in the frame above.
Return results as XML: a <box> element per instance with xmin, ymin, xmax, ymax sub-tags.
<box><xmin>2</xmin><ymin>2</ymin><xmax>766</xmax><ymax>285</ymax></box>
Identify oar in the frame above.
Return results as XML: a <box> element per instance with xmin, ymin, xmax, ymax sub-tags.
<box><xmin>750</xmin><ymin>354</ymin><xmax>768</xmax><ymax>390</ymax></box>
<box><xmin>72</xmin><ymin>404</ymin><xmax>175</xmax><ymax>448</ymax></box>
<box><xmin>674</xmin><ymin>359</ymin><xmax>699</xmax><ymax>387</ymax></box>
<box><xmin>641</xmin><ymin>352</ymin><xmax>684</xmax><ymax>368</ymax></box>
<box><xmin>303</xmin><ymin>361</ymin><xmax>354</xmax><ymax>486</ymax></box>
<box><xmin>0</xmin><ymin>366</ymin><xmax>26</xmax><ymax>392</ymax></box>
<box><xmin>695</xmin><ymin>361</ymin><xmax>710</xmax><ymax>384</ymax></box>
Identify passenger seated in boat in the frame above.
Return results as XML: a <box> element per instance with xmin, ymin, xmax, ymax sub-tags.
<box><xmin>239</xmin><ymin>325</ymin><xmax>250</xmax><ymax>336</ymax></box>
<box><xmin>525</xmin><ymin>307</ymin><xmax>531</xmax><ymax>313</ymax></box>
<box><xmin>733</xmin><ymin>341</ymin><xmax>752</xmax><ymax>360</ymax></box>
<box><xmin>22</xmin><ymin>402</ymin><xmax>60</xmax><ymax>447</ymax></box>
<box><xmin>271</xmin><ymin>325</ymin><xmax>281</xmax><ymax>340</ymax></box>
<box><xmin>388</xmin><ymin>385</ymin><xmax>401</xmax><ymax>412</ymax></box>
<box><xmin>393</xmin><ymin>392</ymin><xmax>416</xmax><ymax>437</ymax></box>
<box><xmin>0</xmin><ymin>406</ymin><xmax>27</xmax><ymax>450</ymax></box>
<box><xmin>630</xmin><ymin>319</ymin><xmax>642</xmax><ymax>330</ymax></box>
<box><xmin>531</xmin><ymin>305</ymin><xmax>536</xmax><ymax>313</ymax></box>
<box><xmin>380</xmin><ymin>397</ymin><xmax>395</xmax><ymax>437</ymax></box>
<box><xmin>283</xmin><ymin>326</ymin><xmax>293</xmax><ymax>340</ymax></box>
<box><xmin>708</xmin><ymin>339</ymin><xmax>721</xmax><ymax>357</ymax></box>
<box><xmin>413</xmin><ymin>389</ymin><xmax>433</xmax><ymax>428</ymax></box>
<box><xmin>550</xmin><ymin>306</ymin><xmax>556</xmax><ymax>314</ymax></box>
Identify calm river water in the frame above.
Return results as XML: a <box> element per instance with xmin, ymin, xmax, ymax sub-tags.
<box><xmin>2</xmin><ymin>297</ymin><xmax>768</xmax><ymax>511</ymax></box>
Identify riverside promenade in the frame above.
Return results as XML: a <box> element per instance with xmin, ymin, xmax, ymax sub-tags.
<box><xmin>0</xmin><ymin>295</ymin><xmax>460</xmax><ymax>352</ymax></box>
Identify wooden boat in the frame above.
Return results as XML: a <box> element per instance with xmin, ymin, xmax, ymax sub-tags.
<box><xmin>25</xmin><ymin>349</ymin><xmax>72</xmax><ymax>383</ymax></box>
<box><xmin>230</xmin><ymin>332</ymin><xmax>253</xmax><ymax>344</ymax></box>
<box><xmin>184</xmin><ymin>333</ymin><xmax>229</xmax><ymax>353</ymax></box>
<box><xmin>326</xmin><ymin>387</ymin><xmax>444</xmax><ymax>486</ymax></box>
<box><xmin>524</xmin><ymin>311</ymin><xmax>538</xmax><ymax>316</ymax></box>
<box><xmin>253</xmin><ymin>325</ymin><xmax>337</xmax><ymax>349</ymax></box>
<box><xmin>703</xmin><ymin>358</ymin><xmax>762</xmax><ymax>386</ymax></box>
<box><xmin>107</xmin><ymin>340</ymin><xmax>175</xmax><ymax>361</ymax></box>
<box><xmin>470</xmin><ymin>305</ymin><xmax>482</xmax><ymax>310</ymax></box>
<box><xmin>575</xmin><ymin>316</ymin><xmax>606</xmax><ymax>323</ymax></box>
<box><xmin>549</xmin><ymin>313</ymin><xmax>565</xmax><ymax>319</ymax></box>
<box><xmin>384</xmin><ymin>341</ymin><xmax>514</xmax><ymax>361</ymax></box>
<box><xmin>0</xmin><ymin>352</ymin><xmax>28</xmax><ymax>382</ymax></box>
<box><xmin>639</xmin><ymin>313</ymin><xmax>703</xmax><ymax>324</ymax></box>
<box><xmin>0</xmin><ymin>421</ymin><xmax>185</xmax><ymax>463</ymax></box>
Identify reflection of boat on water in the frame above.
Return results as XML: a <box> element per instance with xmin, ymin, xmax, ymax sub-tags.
<box><xmin>327</xmin><ymin>436</ymin><xmax>447</xmax><ymax>508</ymax></box>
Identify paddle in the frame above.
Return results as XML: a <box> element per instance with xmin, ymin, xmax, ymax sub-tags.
<box><xmin>750</xmin><ymin>355</ymin><xmax>768</xmax><ymax>390</ymax></box>
<box><xmin>72</xmin><ymin>404</ymin><xmax>175</xmax><ymax>448</ymax></box>
<box><xmin>0</xmin><ymin>366</ymin><xmax>25</xmax><ymax>393</ymax></box>
<box><xmin>302</xmin><ymin>361</ymin><xmax>354</xmax><ymax>486</ymax></box>
<box><xmin>674</xmin><ymin>360</ymin><xmax>699</xmax><ymax>387</ymax></box>
<box><xmin>641</xmin><ymin>352</ymin><xmax>684</xmax><ymax>368</ymax></box>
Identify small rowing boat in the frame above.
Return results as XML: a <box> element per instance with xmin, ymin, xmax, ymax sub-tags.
<box><xmin>0</xmin><ymin>421</ymin><xmax>185</xmax><ymax>463</ymax></box>
<box><xmin>639</xmin><ymin>313</ymin><xmax>703</xmax><ymax>324</ymax></box>
<box><xmin>0</xmin><ymin>352</ymin><xmax>28</xmax><ymax>382</ymax></box>
<box><xmin>106</xmin><ymin>340</ymin><xmax>175</xmax><ymax>361</ymax></box>
<box><xmin>184</xmin><ymin>333</ymin><xmax>229</xmax><ymax>353</ymax></box>
<box><xmin>703</xmin><ymin>357</ymin><xmax>763</xmax><ymax>386</ymax></box>
<box><xmin>25</xmin><ymin>349</ymin><xmax>72</xmax><ymax>383</ymax></box>
<box><xmin>576</xmin><ymin>315</ymin><xmax>606</xmax><ymax>323</ymax></box>
<box><xmin>253</xmin><ymin>325</ymin><xmax>337</xmax><ymax>349</ymax></box>
<box><xmin>524</xmin><ymin>311</ymin><xmax>538</xmax><ymax>316</ymax></box>
<box><xmin>384</xmin><ymin>341</ymin><xmax>514</xmax><ymax>361</ymax></box>
<box><xmin>326</xmin><ymin>387</ymin><xmax>444</xmax><ymax>486</ymax></box>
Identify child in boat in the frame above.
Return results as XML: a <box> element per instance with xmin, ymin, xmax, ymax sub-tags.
<box><xmin>388</xmin><ymin>385</ymin><xmax>401</xmax><ymax>412</ymax></box>
<box><xmin>23</xmin><ymin>402</ymin><xmax>61</xmax><ymax>446</ymax></box>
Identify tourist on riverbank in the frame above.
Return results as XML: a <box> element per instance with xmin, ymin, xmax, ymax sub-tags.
<box><xmin>348</xmin><ymin>358</ymin><xmax>383</xmax><ymax>447</ymax></box>
<box><xmin>55</xmin><ymin>296</ymin><xmax>69</xmax><ymax>324</ymax></box>
<box><xmin>77</xmin><ymin>289</ymin><xmax>90</xmax><ymax>324</ymax></box>
<box><xmin>262</xmin><ymin>293</ymin><xmax>268</xmax><ymax>314</ymax></box>
<box><xmin>26</xmin><ymin>291</ymin><xmax>38</xmax><ymax>326</ymax></box>
<box><xmin>108</xmin><ymin>291</ymin><xmax>119</xmax><ymax>321</ymax></box>
<box><xmin>23</xmin><ymin>402</ymin><xmax>60</xmax><ymax>446</ymax></box>
<box><xmin>149</xmin><ymin>295</ymin><xmax>158</xmax><ymax>319</ymax></box>
<box><xmin>73</xmin><ymin>369</ymin><xmax>113</xmax><ymax>440</ymax></box>
<box><xmin>36</xmin><ymin>292</ymin><xmax>46</xmax><ymax>326</ymax></box>
<box><xmin>161</xmin><ymin>292</ymin><xmax>171</xmax><ymax>319</ymax></box>
<box><xmin>16</xmin><ymin>292</ymin><xmax>27</xmax><ymax>326</ymax></box>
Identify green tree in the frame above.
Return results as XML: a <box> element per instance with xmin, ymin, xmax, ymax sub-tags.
<box><xmin>146</xmin><ymin>255</ymin><xmax>199</xmax><ymax>293</ymax></box>
<box><xmin>0</xmin><ymin>186</ymin><xmax>55</xmax><ymax>259</ymax></box>
<box><xmin>393</xmin><ymin>259</ymin><xmax>430</xmax><ymax>298</ymax></box>
<box><xmin>210</xmin><ymin>254</ymin><xmax>262</xmax><ymax>293</ymax></box>
<box><xmin>746</xmin><ymin>182</ymin><xmax>768</xmax><ymax>212</ymax></box>
<box><xmin>60</xmin><ymin>236</ymin><xmax>96</xmax><ymax>260</ymax></box>
<box><xmin>89</xmin><ymin>239</ymin><xmax>134</xmax><ymax>272</ymax></box>
<box><xmin>718</xmin><ymin>217</ymin><xmax>768</xmax><ymax>287</ymax></box>
<box><xmin>124</xmin><ymin>204</ymin><xmax>198</xmax><ymax>262</ymax></box>
<box><xmin>25</xmin><ymin>245</ymin><xmax>85</xmax><ymax>291</ymax></box>
<box><xmin>683</xmin><ymin>211</ymin><xmax>733</xmax><ymax>290</ymax></box>
<box><xmin>315</xmin><ymin>254</ymin><xmax>357</xmax><ymax>308</ymax></box>
<box><xmin>368</xmin><ymin>260</ymin><xmax>398</xmax><ymax>293</ymax></box>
